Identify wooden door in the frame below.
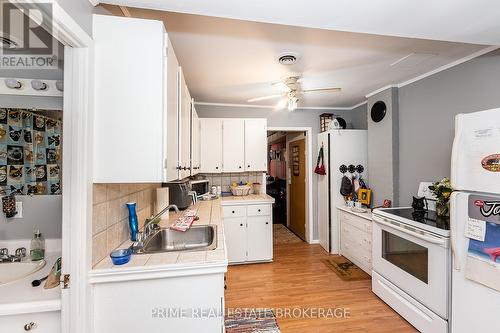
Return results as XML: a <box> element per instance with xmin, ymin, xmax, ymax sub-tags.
<box><xmin>200</xmin><ymin>118</ymin><xmax>223</xmax><ymax>173</ymax></box>
<box><xmin>289</xmin><ymin>139</ymin><xmax>306</xmax><ymax>240</ymax></box>
<box><xmin>244</xmin><ymin>119</ymin><xmax>267</xmax><ymax>171</ymax></box>
<box><xmin>222</xmin><ymin>119</ymin><xmax>245</xmax><ymax>172</ymax></box>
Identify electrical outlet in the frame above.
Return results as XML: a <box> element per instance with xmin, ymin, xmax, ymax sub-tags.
<box><xmin>13</xmin><ymin>201</ymin><xmax>23</xmax><ymax>218</ymax></box>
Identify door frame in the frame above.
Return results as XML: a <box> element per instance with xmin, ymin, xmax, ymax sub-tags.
<box><xmin>9</xmin><ymin>1</ymin><xmax>94</xmax><ymax>332</ymax></box>
<box><xmin>268</xmin><ymin>126</ymin><xmax>313</xmax><ymax>244</ymax></box>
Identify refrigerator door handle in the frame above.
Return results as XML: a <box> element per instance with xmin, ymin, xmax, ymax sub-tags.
<box><xmin>450</xmin><ymin>193</ymin><xmax>461</xmax><ymax>271</ymax></box>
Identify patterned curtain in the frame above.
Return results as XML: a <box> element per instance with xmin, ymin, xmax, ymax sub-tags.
<box><xmin>0</xmin><ymin>108</ymin><xmax>62</xmax><ymax>196</ymax></box>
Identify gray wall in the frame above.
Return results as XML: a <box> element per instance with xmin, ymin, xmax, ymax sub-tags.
<box><xmin>196</xmin><ymin>103</ymin><xmax>367</xmax><ymax>240</ymax></box>
<box><xmin>367</xmin><ymin>88</ymin><xmax>399</xmax><ymax>207</ymax></box>
<box><xmin>0</xmin><ymin>195</ymin><xmax>62</xmax><ymax>240</ymax></box>
<box><xmin>397</xmin><ymin>49</ymin><xmax>500</xmax><ymax>205</ymax></box>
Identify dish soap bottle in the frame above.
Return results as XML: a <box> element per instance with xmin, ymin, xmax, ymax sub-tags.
<box><xmin>30</xmin><ymin>230</ymin><xmax>45</xmax><ymax>261</ymax></box>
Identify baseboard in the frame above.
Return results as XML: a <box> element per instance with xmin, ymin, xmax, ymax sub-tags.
<box><xmin>309</xmin><ymin>239</ymin><xmax>320</xmax><ymax>244</ymax></box>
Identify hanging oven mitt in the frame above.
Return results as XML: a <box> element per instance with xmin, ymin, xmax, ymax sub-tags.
<box><xmin>44</xmin><ymin>257</ymin><xmax>62</xmax><ymax>289</ymax></box>
<box><xmin>314</xmin><ymin>146</ymin><xmax>326</xmax><ymax>175</ymax></box>
<box><xmin>340</xmin><ymin>175</ymin><xmax>353</xmax><ymax>196</ymax></box>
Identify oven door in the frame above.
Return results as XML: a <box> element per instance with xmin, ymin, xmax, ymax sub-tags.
<box><xmin>372</xmin><ymin>215</ymin><xmax>450</xmax><ymax>319</ymax></box>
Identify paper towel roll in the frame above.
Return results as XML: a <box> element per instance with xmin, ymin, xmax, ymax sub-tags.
<box><xmin>156</xmin><ymin>187</ymin><xmax>169</xmax><ymax>218</ymax></box>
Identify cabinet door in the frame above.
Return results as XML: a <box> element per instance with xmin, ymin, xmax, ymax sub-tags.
<box><xmin>222</xmin><ymin>119</ymin><xmax>245</xmax><ymax>172</ymax></box>
<box><xmin>244</xmin><ymin>119</ymin><xmax>267</xmax><ymax>171</ymax></box>
<box><xmin>246</xmin><ymin>216</ymin><xmax>273</xmax><ymax>261</ymax></box>
<box><xmin>224</xmin><ymin>217</ymin><xmax>248</xmax><ymax>263</ymax></box>
<box><xmin>164</xmin><ymin>36</ymin><xmax>179</xmax><ymax>182</ymax></box>
<box><xmin>190</xmin><ymin>104</ymin><xmax>200</xmax><ymax>175</ymax></box>
<box><xmin>178</xmin><ymin>67</ymin><xmax>191</xmax><ymax>179</ymax></box>
<box><xmin>94</xmin><ymin>15</ymin><xmax>165</xmax><ymax>182</ymax></box>
<box><xmin>200</xmin><ymin>118</ymin><xmax>223</xmax><ymax>173</ymax></box>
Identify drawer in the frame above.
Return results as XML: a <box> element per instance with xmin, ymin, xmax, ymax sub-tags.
<box><xmin>247</xmin><ymin>204</ymin><xmax>271</xmax><ymax>216</ymax></box>
<box><xmin>0</xmin><ymin>311</ymin><xmax>61</xmax><ymax>333</ymax></box>
<box><xmin>223</xmin><ymin>205</ymin><xmax>246</xmax><ymax>218</ymax></box>
<box><xmin>340</xmin><ymin>222</ymin><xmax>372</xmax><ymax>252</ymax></box>
<box><xmin>340</xmin><ymin>211</ymin><xmax>372</xmax><ymax>233</ymax></box>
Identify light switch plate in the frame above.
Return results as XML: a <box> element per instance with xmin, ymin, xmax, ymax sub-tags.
<box><xmin>13</xmin><ymin>201</ymin><xmax>23</xmax><ymax>218</ymax></box>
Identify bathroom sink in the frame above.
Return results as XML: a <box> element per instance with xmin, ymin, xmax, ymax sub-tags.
<box><xmin>0</xmin><ymin>260</ymin><xmax>46</xmax><ymax>285</ymax></box>
<box><xmin>135</xmin><ymin>225</ymin><xmax>217</xmax><ymax>254</ymax></box>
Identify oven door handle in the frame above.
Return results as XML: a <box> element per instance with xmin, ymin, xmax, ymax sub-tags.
<box><xmin>373</xmin><ymin>216</ymin><xmax>448</xmax><ymax>248</ymax></box>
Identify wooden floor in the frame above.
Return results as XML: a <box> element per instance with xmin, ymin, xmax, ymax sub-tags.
<box><xmin>225</xmin><ymin>227</ymin><xmax>418</xmax><ymax>333</ymax></box>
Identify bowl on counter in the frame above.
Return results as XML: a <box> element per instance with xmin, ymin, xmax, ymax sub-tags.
<box><xmin>110</xmin><ymin>248</ymin><xmax>132</xmax><ymax>265</ymax></box>
<box><xmin>230</xmin><ymin>185</ymin><xmax>251</xmax><ymax>196</ymax></box>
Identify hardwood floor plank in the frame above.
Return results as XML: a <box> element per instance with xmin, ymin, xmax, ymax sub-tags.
<box><xmin>225</xmin><ymin>233</ymin><xmax>417</xmax><ymax>333</ymax></box>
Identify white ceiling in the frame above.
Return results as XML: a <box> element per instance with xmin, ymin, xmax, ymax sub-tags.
<box><xmin>97</xmin><ymin>0</ymin><xmax>500</xmax><ymax>45</ymax></box>
<box><xmin>102</xmin><ymin>7</ymin><xmax>488</xmax><ymax>108</ymax></box>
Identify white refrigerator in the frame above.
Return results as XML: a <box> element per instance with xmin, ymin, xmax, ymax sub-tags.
<box><xmin>450</xmin><ymin>107</ymin><xmax>500</xmax><ymax>333</ymax></box>
<box><xmin>317</xmin><ymin>130</ymin><xmax>368</xmax><ymax>254</ymax></box>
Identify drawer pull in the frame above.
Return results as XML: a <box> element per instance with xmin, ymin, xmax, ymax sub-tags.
<box><xmin>232</xmin><ymin>210</ymin><xmax>235</xmax><ymax>214</ymax></box>
<box><xmin>258</xmin><ymin>209</ymin><xmax>261</xmax><ymax>212</ymax></box>
<box><xmin>265</xmin><ymin>222</ymin><xmax>269</xmax><ymax>225</ymax></box>
<box><xmin>24</xmin><ymin>322</ymin><xmax>37</xmax><ymax>331</ymax></box>
<box><xmin>240</xmin><ymin>223</ymin><xmax>243</xmax><ymax>227</ymax></box>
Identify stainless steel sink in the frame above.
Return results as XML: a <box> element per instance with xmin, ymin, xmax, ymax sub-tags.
<box><xmin>134</xmin><ymin>225</ymin><xmax>217</xmax><ymax>254</ymax></box>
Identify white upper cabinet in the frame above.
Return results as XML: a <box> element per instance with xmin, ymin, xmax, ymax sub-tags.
<box><xmin>93</xmin><ymin>15</ymin><xmax>172</xmax><ymax>183</ymax></box>
<box><xmin>244</xmin><ymin>119</ymin><xmax>267</xmax><ymax>171</ymax></box>
<box><xmin>200</xmin><ymin>118</ymin><xmax>223</xmax><ymax>173</ymax></box>
<box><xmin>178</xmin><ymin>67</ymin><xmax>192</xmax><ymax>179</ymax></box>
<box><xmin>164</xmin><ymin>37</ymin><xmax>180</xmax><ymax>182</ymax></box>
<box><xmin>191</xmin><ymin>103</ymin><xmax>201</xmax><ymax>175</ymax></box>
<box><xmin>222</xmin><ymin>119</ymin><xmax>245</xmax><ymax>172</ymax></box>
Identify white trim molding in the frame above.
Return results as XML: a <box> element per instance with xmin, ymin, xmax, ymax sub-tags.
<box><xmin>194</xmin><ymin>101</ymin><xmax>362</xmax><ymax>111</ymax></box>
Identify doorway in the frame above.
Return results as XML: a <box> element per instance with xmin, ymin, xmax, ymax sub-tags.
<box><xmin>266</xmin><ymin>127</ymin><xmax>312</xmax><ymax>243</ymax></box>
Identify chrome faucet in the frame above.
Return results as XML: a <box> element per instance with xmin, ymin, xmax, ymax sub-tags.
<box><xmin>140</xmin><ymin>204</ymin><xmax>180</xmax><ymax>242</ymax></box>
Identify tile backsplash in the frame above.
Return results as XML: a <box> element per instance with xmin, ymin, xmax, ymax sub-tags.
<box><xmin>92</xmin><ymin>183</ymin><xmax>160</xmax><ymax>267</ymax></box>
<box><xmin>201</xmin><ymin>172</ymin><xmax>264</xmax><ymax>193</ymax></box>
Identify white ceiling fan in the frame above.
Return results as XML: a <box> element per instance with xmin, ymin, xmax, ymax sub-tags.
<box><xmin>247</xmin><ymin>76</ymin><xmax>341</xmax><ymax>111</ymax></box>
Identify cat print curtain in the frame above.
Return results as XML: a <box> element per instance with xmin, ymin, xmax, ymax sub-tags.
<box><xmin>0</xmin><ymin>108</ymin><xmax>62</xmax><ymax>196</ymax></box>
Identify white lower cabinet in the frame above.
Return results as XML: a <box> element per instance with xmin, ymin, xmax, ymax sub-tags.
<box><xmin>338</xmin><ymin>208</ymin><xmax>373</xmax><ymax>274</ymax></box>
<box><xmin>93</xmin><ymin>273</ymin><xmax>224</xmax><ymax>333</ymax></box>
<box><xmin>0</xmin><ymin>311</ymin><xmax>60</xmax><ymax>333</ymax></box>
<box><xmin>223</xmin><ymin>204</ymin><xmax>273</xmax><ymax>264</ymax></box>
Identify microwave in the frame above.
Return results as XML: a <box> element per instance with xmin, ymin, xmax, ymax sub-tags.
<box><xmin>190</xmin><ymin>179</ymin><xmax>209</xmax><ymax>196</ymax></box>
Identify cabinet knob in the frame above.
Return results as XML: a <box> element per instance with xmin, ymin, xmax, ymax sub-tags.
<box><xmin>232</xmin><ymin>211</ymin><xmax>235</xmax><ymax>214</ymax></box>
<box><xmin>248</xmin><ymin>165</ymin><xmax>250</xmax><ymax>168</ymax></box>
<box><xmin>266</xmin><ymin>222</ymin><xmax>269</xmax><ymax>225</ymax></box>
<box><xmin>258</xmin><ymin>209</ymin><xmax>261</xmax><ymax>212</ymax></box>
<box><xmin>240</xmin><ymin>223</ymin><xmax>243</xmax><ymax>226</ymax></box>
<box><xmin>24</xmin><ymin>322</ymin><xmax>37</xmax><ymax>331</ymax></box>
<box><xmin>239</xmin><ymin>166</ymin><xmax>242</xmax><ymax>169</ymax></box>
<box><xmin>215</xmin><ymin>166</ymin><xmax>219</xmax><ymax>170</ymax></box>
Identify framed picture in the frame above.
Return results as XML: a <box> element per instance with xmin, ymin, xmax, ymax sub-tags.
<box><xmin>358</xmin><ymin>188</ymin><xmax>372</xmax><ymax>206</ymax></box>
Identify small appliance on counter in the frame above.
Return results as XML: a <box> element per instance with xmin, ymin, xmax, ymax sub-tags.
<box><xmin>190</xmin><ymin>179</ymin><xmax>209</xmax><ymax>196</ymax></box>
<box><xmin>162</xmin><ymin>179</ymin><xmax>191</xmax><ymax>210</ymax></box>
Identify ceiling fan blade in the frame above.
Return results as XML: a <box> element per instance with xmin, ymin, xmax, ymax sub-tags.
<box><xmin>301</xmin><ymin>87</ymin><xmax>341</xmax><ymax>93</ymax></box>
<box><xmin>247</xmin><ymin>94</ymin><xmax>283</xmax><ymax>103</ymax></box>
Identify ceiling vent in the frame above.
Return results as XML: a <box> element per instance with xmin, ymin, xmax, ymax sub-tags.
<box><xmin>278</xmin><ymin>52</ymin><xmax>300</xmax><ymax>66</ymax></box>
<box><xmin>0</xmin><ymin>36</ymin><xmax>19</xmax><ymax>49</ymax></box>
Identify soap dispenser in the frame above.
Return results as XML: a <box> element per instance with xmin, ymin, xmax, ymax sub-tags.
<box><xmin>30</xmin><ymin>229</ymin><xmax>45</xmax><ymax>261</ymax></box>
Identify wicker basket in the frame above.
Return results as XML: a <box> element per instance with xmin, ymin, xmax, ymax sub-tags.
<box><xmin>230</xmin><ymin>185</ymin><xmax>251</xmax><ymax>196</ymax></box>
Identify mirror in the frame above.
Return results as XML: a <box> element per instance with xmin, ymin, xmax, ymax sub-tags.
<box><xmin>371</xmin><ymin>101</ymin><xmax>387</xmax><ymax>123</ymax></box>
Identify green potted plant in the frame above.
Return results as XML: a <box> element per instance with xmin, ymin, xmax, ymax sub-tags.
<box><xmin>428</xmin><ymin>177</ymin><xmax>453</xmax><ymax>217</ymax></box>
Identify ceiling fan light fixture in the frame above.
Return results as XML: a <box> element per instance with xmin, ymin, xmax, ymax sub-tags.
<box><xmin>287</xmin><ymin>94</ymin><xmax>298</xmax><ymax>111</ymax></box>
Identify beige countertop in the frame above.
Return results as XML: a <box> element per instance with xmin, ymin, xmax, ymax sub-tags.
<box><xmin>221</xmin><ymin>193</ymin><xmax>275</xmax><ymax>205</ymax></box>
<box><xmin>91</xmin><ymin>193</ymin><xmax>275</xmax><ymax>274</ymax></box>
<box><xmin>92</xmin><ymin>198</ymin><xmax>226</xmax><ymax>271</ymax></box>
<box><xmin>337</xmin><ymin>205</ymin><xmax>373</xmax><ymax>221</ymax></box>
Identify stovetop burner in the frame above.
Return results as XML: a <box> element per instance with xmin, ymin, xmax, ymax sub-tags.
<box><xmin>383</xmin><ymin>208</ymin><xmax>450</xmax><ymax>231</ymax></box>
